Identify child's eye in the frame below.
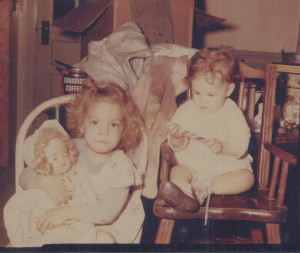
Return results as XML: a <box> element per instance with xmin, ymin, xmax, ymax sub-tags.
<box><xmin>64</xmin><ymin>153</ymin><xmax>68</xmax><ymax>157</ymax></box>
<box><xmin>90</xmin><ymin>120</ymin><xmax>98</xmax><ymax>125</ymax></box>
<box><xmin>208</xmin><ymin>94</ymin><xmax>215</xmax><ymax>97</ymax></box>
<box><xmin>53</xmin><ymin>156</ymin><xmax>57</xmax><ymax>161</ymax></box>
<box><xmin>111</xmin><ymin>122</ymin><xmax>120</xmax><ymax>128</ymax></box>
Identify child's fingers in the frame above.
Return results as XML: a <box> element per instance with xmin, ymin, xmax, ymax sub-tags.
<box><xmin>205</xmin><ymin>138</ymin><xmax>215</xmax><ymax>147</ymax></box>
<box><xmin>37</xmin><ymin>215</ymin><xmax>48</xmax><ymax>235</ymax></box>
<box><xmin>64</xmin><ymin>191</ymin><xmax>72</xmax><ymax>201</ymax></box>
<box><xmin>166</xmin><ymin>122</ymin><xmax>180</xmax><ymax>132</ymax></box>
<box><xmin>63</xmin><ymin>184</ymin><xmax>73</xmax><ymax>200</ymax></box>
<box><xmin>205</xmin><ymin>138</ymin><xmax>222</xmax><ymax>153</ymax></box>
<box><xmin>54</xmin><ymin>195</ymin><xmax>67</xmax><ymax>205</ymax></box>
<box><xmin>167</xmin><ymin>123</ymin><xmax>184</xmax><ymax>138</ymax></box>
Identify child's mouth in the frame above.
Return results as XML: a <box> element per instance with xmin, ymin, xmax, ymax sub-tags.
<box><xmin>98</xmin><ymin>140</ymin><xmax>107</xmax><ymax>143</ymax></box>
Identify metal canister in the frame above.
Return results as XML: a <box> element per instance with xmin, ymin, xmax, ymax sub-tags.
<box><xmin>55</xmin><ymin>61</ymin><xmax>87</xmax><ymax>95</ymax></box>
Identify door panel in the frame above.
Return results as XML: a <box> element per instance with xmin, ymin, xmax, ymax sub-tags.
<box><xmin>34</xmin><ymin>0</ymin><xmax>81</xmax><ymax>125</ymax></box>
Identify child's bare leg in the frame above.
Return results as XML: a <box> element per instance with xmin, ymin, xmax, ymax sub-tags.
<box><xmin>169</xmin><ymin>164</ymin><xmax>194</xmax><ymax>185</ymax></box>
<box><xmin>212</xmin><ymin>168</ymin><xmax>254</xmax><ymax>195</ymax></box>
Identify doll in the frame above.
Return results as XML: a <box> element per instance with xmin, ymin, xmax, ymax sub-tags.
<box><xmin>4</xmin><ymin>120</ymin><xmax>100</xmax><ymax>247</ymax></box>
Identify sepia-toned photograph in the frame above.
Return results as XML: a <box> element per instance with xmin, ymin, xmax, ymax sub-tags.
<box><xmin>0</xmin><ymin>0</ymin><xmax>299</xmax><ymax>252</ymax></box>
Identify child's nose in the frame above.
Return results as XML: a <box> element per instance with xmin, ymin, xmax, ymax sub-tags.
<box><xmin>98</xmin><ymin>124</ymin><xmax>109</xmax><ymax>135</ymax></box>
<box><xmin>200</xmin><ymin>96</ymin><xmax>208</xmax><ymax>104</ymax></box>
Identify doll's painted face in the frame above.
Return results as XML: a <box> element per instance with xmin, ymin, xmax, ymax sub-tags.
<box><xmin>45</xmin><ymin>138</ymin><xmax>72</xmax><ymax>175</ymax></box>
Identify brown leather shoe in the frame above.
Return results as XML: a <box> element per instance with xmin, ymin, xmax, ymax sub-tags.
<box><xmin>158</xmin><ymin>181</ymin><xmax>199</xmax><ymax>212</ymax></box>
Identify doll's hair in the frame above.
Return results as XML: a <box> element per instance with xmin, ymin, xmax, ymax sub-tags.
<box><xmin>32</xmin><ymin>128</ymin><xmax>78</xmax><ymax>176</ymax></box>
<box><xmin>66</xmin><ymin>78</ymin><xmax>141</xmax><ymax>151</ymax></box>
<box><xmin>185</xmin><ymin>46</ymin><xmax>240</xmax><ymax>86</ymax></box>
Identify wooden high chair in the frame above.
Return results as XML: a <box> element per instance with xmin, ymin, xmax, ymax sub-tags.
<box><xmin>13</xmin><ymin>94</ymin><xmax>149</xmax><ymax>243</ymax></box>
<box><xmin>153</xmin><ymin>64</ymin><xmax>298</xmax><ymax>244</ymax></box>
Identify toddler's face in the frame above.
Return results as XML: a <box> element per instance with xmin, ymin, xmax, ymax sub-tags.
<box><xmin>45</xmin><ymin>138</ymin><xmax>71</xmax><ymax>175</ymax></box>
<box><xmin>191</xmin><ymin>73</ymin><xmax>234</xmax><ymax>113</ymax></box>
<box><xmin>81</xmin><ymin>101</ymin><xmax>123</xmax><ymax>160</ymax></box>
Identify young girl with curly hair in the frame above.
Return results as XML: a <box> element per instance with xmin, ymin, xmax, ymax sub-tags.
<box><xmin>16</xmin><ymin>79</ymin><xmax>144</xmax><ymax>244</ymax></box>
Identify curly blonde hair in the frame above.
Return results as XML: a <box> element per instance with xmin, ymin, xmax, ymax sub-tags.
<box><xmin>185</xmin><ymin>46</ymin><xmax>240</xmax><ymax>86</ymax></box>
<box><xmin>66</xmin><ymin>78</ymin><xmax>141</xmax><ymax>151</ymax></box>
<box><xmin>32</xmin><ymin>128</ymin><xmax>78</xmax><ymax>176</ymax></box>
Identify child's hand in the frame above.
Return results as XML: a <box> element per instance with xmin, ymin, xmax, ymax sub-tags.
<box><xmin>37</xmin><ymin>206</ymin><xmax>80</xmax><ymax>235</ymax></box>
<box><xmin>166</xmin><ymin>122</ymin><xmax>184</xmax><ymax>139</ymax></box>
<box><xmin>205</xmin><ymin>138</ymin><xmax>223</xmax><ymax>154</ymax></box>
<box><xmin>36</xmin><ymin>207</ymin><xmax>67</xmax><ymax>235</ymax></box>
<box><xmin>39</xmin><ymin>174</ymin><xmax>72</xmax><ymax>205</ymax></box>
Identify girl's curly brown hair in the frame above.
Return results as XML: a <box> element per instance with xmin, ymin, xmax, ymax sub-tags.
<box><xmin>66</xmin><ymin>78</ymin><xmax>141</xmax><ymax>151</ymax></box>
<box><xmin>185</xmin><ymin>46</ymin><xmax>240</xmax><ymax>86</ymax></box>
<box><xmin>32</xmin><ymin>128</ymin><xmax>78</xmax><ymax>176</ymax></box>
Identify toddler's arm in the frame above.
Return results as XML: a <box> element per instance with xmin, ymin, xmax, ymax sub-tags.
<box><xmin>166</xmin><ymin>122</ymin><xmax>188</xmax><ymax>150</ymax></box>
<box><xmin>206</xmin><ymin>138</ymin><xmax>242</xmax><ymax>156</ymax></box>
<box><xmin>19</xmin><ymin>167</ymin><xmax>71</xmax><ymax>205</ymax></box>
<box><xmin>37</xmin><ymin>187</ymin><xmax>129</xmax><ymax>234</ymax></box>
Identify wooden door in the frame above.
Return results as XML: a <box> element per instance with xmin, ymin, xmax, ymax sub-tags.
<box><xmin>16</xmin><ymin>0</ymin><xmax>81</xmax><ymax>131</ymax></box>
<box><xmin>35</xmin><ymin>0</ymin><xmax>81</xmax><ymax>105</ymax></box>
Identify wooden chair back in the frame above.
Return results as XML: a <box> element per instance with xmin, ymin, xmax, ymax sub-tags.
<box><xmin>258</xmin><ymin>64</ymin><xmax>300</xmax><ymax>190</ymax></box>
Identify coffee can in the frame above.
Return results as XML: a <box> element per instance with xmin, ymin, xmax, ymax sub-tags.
<box><xmin>57</xmin><ymin>66</ymin><xmax>87</xmax><ymax>95</ymax></box>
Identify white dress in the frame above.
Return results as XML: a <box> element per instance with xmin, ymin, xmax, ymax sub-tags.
<box><xmin>169</xmin><ymin>99</ymin><xmax>253</xmax><ymax>180</ymax></box>
<box><xmin>4</xmin><ymin>150</ymin><xmax>144</xmax><ymax>246</ymax></box>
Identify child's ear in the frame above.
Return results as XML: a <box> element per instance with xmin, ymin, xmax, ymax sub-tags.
<box><xmin>226</xmin><ymin>83</ymin><xmax>235</xmax><ymax>97</ymax></box>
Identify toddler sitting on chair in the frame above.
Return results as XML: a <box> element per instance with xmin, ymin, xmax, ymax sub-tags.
<box><xmin>159</xmin><ymin>47</ymin><xmax>255</xmax><ymax>220</ymax></box>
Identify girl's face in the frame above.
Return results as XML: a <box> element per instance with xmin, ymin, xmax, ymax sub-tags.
<box><xmin>81</xmin><ymin>100</ymin><xmax>124</xmax><ymax>162</ymax></box>
<box><xmin>45</xmin><ymin>138</ymin><xmax>71</xmax><ymax>175</ymax></box>
<box><xmin>191</xmin><ymin>73</ymin><xmax>234</xmax><ymax>113</ymax></box>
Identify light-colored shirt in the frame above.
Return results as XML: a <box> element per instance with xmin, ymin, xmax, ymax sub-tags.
<box><xmin>169</xmin><ymin>98</ymin><xmax>252</xmax><ymax>179</ymax></box>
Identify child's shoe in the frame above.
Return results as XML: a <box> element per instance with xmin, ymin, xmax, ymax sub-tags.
<box><xmin>158</xmin><ymin>181</ymin><xmax>199</xmax><ymax>212</ymax></box>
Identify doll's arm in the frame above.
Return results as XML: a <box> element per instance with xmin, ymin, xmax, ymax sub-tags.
<box><xmin>19</xmin><ymin>167</ymin><xmax>71</xmax><ymax>205</ymax></box>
